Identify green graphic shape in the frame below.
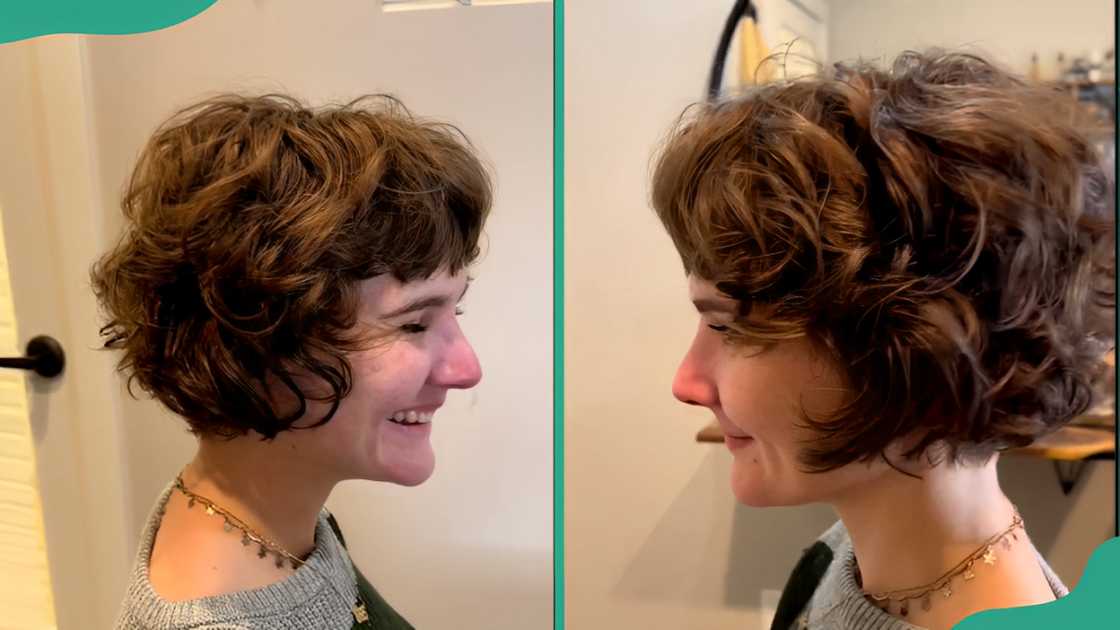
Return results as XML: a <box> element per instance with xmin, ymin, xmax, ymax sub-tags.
<box><xmin>955</xmin><ymin>537</ymin><xmax>1120</xmax><ymax>628</ymax></box>
<box><xmin>1</xmin><ymin>1</ymin><xmax>217</xmax><ymax>45</ymax></box>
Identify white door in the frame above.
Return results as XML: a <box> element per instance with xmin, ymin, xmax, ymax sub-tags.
<box><xmin>1</xmin><ymin>2</ymin><xmax>553</xmax><ymax>628</ymax></box>
<box><xmin>0</xmin><ymin>36</ymin><xmax>133</xmax><ymax>629</ymax></box>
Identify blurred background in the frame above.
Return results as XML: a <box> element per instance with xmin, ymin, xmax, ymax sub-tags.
<box><xmin>0</xmin><ymin>1</ymin><xmax>552</xmax><ymax>628</ymax></box>
<box><xmin>566</xmin><ymin>1</ymin><xmax>1115</xmax><ymax>628</ymax></box>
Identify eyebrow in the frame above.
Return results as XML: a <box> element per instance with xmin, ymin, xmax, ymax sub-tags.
<box><xmin>380</xmin><ymin>282</ymin><xmax>471</xmax><ymax>319</ymax></box>
<box><xmin>691</xmin><ymin>298</ymin><xmax>737</xmax><ymax>314</ymax></box>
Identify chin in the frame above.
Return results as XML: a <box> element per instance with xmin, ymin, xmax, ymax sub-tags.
<box><xmin>730</xmin><ymin>467</ymin><xmax>804</xmax><ymax>507</ymax></box>
<box><xmin>377</xmin><ymin>451</ymin><xmax>436</xmax><ymax>486</ymax></box>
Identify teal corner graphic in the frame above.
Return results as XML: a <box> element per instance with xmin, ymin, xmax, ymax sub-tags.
<box><xmin>955</xmin><ymin>536</ymin><xmax>1119</xmax><ymax>628</ymax></box>
<box><xmin>1</xmin><ymin>1</ymin><xmax>218</xmax><ymax>45</ymax></box>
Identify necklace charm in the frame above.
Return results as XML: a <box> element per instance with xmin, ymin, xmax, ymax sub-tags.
<box><xmin>982</xmin><ymin>546</ymin><xmax>997</xmax><ymax>565</ymax></box>
<box><xmin>862</xmin><ymin>506</ymin><xmax>1024</xmax><ymax>618</ymax></box>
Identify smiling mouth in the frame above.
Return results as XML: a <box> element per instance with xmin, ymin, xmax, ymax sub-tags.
<box><xmin>387</xmin><ymin>410</ymin><xmax>434</xmax><ymax>426</ymax></box>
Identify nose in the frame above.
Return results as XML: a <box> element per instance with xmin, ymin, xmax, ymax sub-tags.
<box><xmin>429</xmin><ymin>320</ymin><xmax>482</xmax><ymax>389</ymax></box>
<box><xmin>671</xmin><ymin>340</ymin><xmax>718</xmax><ymax>408</ymax></box>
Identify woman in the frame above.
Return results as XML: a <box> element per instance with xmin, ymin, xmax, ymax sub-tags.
<box><xmin>93</xmin><ymin>94</ymin><xmax>490</xmax><ymax>629</ymax></box>
<box><xmin>650</xmin><ymin>52</ymin><xmax>1114</xmax><ymax>630</ymax></box>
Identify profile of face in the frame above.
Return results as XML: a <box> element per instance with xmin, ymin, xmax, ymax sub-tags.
<box><xmin>278</xmin><ymin>269</ymin><xmax>482</xmax><ymax>487</ymax></box>
<box><xmin>672</xmin><ymin>276</ymin><xmax>891</xmax><ymax>507</ymax></box>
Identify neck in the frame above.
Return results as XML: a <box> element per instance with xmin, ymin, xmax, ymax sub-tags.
<box><xmin>182</xmin><ymin>432</ymin><xmax>336</xmax><ymax>558</ymax></box>
<box><xmin>832</xmin><ymin>455</ymin><xmax>1016</xmax><ymax>595</ymax></box>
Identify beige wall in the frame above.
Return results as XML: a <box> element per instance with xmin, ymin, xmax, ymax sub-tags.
<box><xmin>566</xmin><ymin>1</ymin><xmax>1114</xmax><ymax>628</ymax></box>
<box><xmin>827</xmin><ymin>0</ymin><xmax>1115</xmax><ymax>76</ymax></box>
<box><xmin>8</xmin><ymin>1</ymin><xmax>553</xmax><ymax>628</ymax></box>
<box><xmin>566</xmin><ymin>2</ymin><xmax>836</xmax><ymax>628</ymax></box>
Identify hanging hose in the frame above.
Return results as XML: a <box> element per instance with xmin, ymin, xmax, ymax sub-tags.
<box><xmin>706</xmin><ymin>0</ymin><xmax>756</xmax><ymax>101</ymax></box>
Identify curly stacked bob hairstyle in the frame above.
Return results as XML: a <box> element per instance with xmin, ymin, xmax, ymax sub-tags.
<box><xmin>91</xmin><ymin>94</ymin><xmax>491</xmax><ymax>439</ymax></box>
<box><xmin>651</xmin><ymin>51</ymin><xmax>1115</xmax><ymax>472</ymax></box>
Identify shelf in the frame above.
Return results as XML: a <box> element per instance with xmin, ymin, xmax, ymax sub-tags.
<box><xmin>695</xmin><ymin>421</ymin><xmax>1115</xmax><ymax>462</ymax></box>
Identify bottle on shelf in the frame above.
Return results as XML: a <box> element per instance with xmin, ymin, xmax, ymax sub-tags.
<box><xmin>1028</xmin><ymin>53</ymin><xmax>1041</xmax><ymax>82</ymax></box>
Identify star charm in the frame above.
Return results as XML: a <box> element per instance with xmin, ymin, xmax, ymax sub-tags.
<box><xmin>982</xmin><ymin>547</ymin><xmax>996</xmax><ymax>565</ymax></box>
<box><xmin>205</xmin><ymin>505</ymin><xmax>215</xmax><ymax>516</ymax></box>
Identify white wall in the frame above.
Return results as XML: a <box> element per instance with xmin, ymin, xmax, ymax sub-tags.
<box><xmin>566</xmin><ymin>1</ymin><xmax>1113</xmax><ymax>629</ymax></box>
<box><xmin>827</xmin><ymin>0</ymin><xmax>1115</xmax><ymax>76</ymax></box>
<box><xmin>76</xmin><ymin>1</ymin><xmax>552</xmax><ymax>628</ymax></box>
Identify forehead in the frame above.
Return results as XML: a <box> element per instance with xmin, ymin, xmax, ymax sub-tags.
<box><xmin>358</xmin><ymin>269</ymin><xmax>467</xmax><ymax>310</ymax></box>
<box><xmin>687</xmin><ymin>275</ymin><xmax>723</xmax><ymax>298</ymax></box>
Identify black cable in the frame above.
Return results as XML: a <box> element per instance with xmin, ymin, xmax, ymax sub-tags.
<box><xmin>706</xmin><ymin>0</ymin><xmax>756</xmax><ymax>101</ymax></box>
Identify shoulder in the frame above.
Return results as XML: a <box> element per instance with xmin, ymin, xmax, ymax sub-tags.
<box><xmin>771</xmin><ymin>521</ymin><xmax>847</xmax><ymax>630</ymax></box>
<box><xmin>148</xmin><ymin>491</ymin><xmax>294</xmax><ymax>601</ymax></box>
<box><xmin>816</xmin><ymin>520</ymin><xmax>850</xmax><ymax>551</ymax></box>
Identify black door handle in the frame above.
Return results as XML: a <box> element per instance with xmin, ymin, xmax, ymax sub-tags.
<box><xmin>0</xmin><ymin>335</ymin><xmax>65</xmax><ymax>378</ymax></box>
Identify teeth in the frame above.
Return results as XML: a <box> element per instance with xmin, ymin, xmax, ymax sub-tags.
<box><xmin>388</xmin><ymin>410</ymin><xmax>435</xmax><ymax>425</ymax></box>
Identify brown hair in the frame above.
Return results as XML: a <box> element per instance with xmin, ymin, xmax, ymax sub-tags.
<box><xmin>652</xmin><ymin>51</ymin><xmax>1115</xmax><ymax>471</ymax></box>
<box><xmin>91</xmin><ymin>94</ymin><xmax>491</xmax><ymax>438</ymax></box>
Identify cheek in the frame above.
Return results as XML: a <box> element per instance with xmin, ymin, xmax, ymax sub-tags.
<box><xmin>719</xmin><ymin>359</ymin><xmax>804</xmax><ymax>444</ymax></box>
<box><xmin>351</xmin><ymin>344</ymin><xmax>432</xmax><ymax>400</ymax></box>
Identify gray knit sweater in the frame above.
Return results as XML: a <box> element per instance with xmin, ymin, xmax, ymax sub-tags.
<box><xmin>115</xmin><ymin>483</ymin><xmax>367</xmax><ymax>629</ymax></box>
<box><xmin>781</xmin><ymin>521</ymin><xmax>1069</xmax><ymax>630</ymax></box>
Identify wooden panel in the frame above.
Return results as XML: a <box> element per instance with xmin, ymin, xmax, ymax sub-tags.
<box><xmin>0</xmin><ymin>205</ymin><xmax>56</xmax><ymax>628</ymax></box>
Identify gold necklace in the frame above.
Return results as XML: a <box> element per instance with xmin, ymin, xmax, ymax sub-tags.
<box><xmin>860</xmin><ymin>507</ymin><xmax>1025</xmax><ymax>618</ymax></box>
<box><xmin>173</xmin><ymin>475</ymin><xmax>371</xmax><ymax>625</ymax></box>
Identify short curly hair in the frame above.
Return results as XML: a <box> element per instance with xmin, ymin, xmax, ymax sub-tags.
<box><xmin>91</xmin><ymin>94</ymin><xmax>491</xmax><ymax>438</ymax></box>
<box><xmin>651</xmin><ymin>51</ymin><xmax>1115</xmax><ymax>472</ymax></box>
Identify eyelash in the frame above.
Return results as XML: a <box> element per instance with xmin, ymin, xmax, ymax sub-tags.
<box><xmin>707</xmin><ymin>324</ymin><xmax>731</xmax><ymax>333</ymax></box>
<box><xmin>400</xmin><ymin>307</ymin><xmax>466</xmax><ymax>334</ymax></box>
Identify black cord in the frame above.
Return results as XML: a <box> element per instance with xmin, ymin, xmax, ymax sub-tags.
<box><xmin>706</xmin><ymin>0</ymin><xmax>756</xmax><ymax>101</ymax></box>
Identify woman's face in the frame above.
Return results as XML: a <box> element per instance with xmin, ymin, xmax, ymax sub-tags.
<box><xmin>286</xmin><ymin>269</ymin><xmax>482</xmax><ymax>487</ymax></box>
<box><xmin>672</xmin><ymin>276</ymin><xmax>888</xmax><ymax>506</ymax></box>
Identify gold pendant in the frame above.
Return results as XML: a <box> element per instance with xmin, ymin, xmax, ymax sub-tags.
<box><xmin>982</xmin><ymin>546</ymin><xmax>997</xmax><ymax>565</ymax></box>
<box><xmin>353</xmin><ymin>602</ymin><xmax>370</xmax><ymax>623</ymax></box>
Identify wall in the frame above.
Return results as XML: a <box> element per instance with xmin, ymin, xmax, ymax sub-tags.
<box><xmin>566</xmin><ymin>2</ymin><xmax>837</xmax><ymax>628</ymax></box>
<box><xmin>827</xmin><ymin>0</ymin><xmax>1115</xmax><ymax>75</ymax></box>
<box><xmin>566</xmin><ymin>1</ymin><xmax>1113</xmax><ymax>629</ymax></box>
<box><xmin>79</xmin><ymin>1</ymin><xmax>552</xmax><ymax>628</ymax></box>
